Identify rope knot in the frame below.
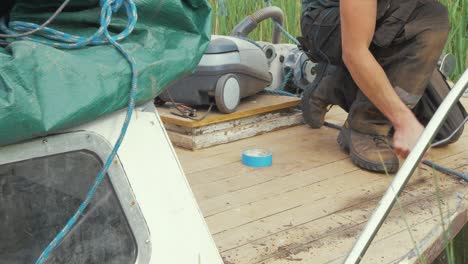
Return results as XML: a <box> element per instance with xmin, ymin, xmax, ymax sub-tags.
<box><xmin>100</xmin><ymin>0</ymin><xmax>124</xmax><ymax>12</ymax></box>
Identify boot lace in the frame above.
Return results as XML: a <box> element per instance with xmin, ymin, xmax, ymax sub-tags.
<box><xmin>372</xmin><ymin>135</ymin><xmax>389</xmax><ymax>148</ymax></box>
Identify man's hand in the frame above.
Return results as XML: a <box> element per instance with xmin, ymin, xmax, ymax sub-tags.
<box><xmin>392</xmin><ymin>113</ymin><xmax>427</xmax><ymax>158</ymax></box>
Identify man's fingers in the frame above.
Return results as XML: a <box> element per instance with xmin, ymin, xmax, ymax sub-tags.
<box><xmin>402</xmin><ymin>150</ymin><xmax>410</xmax><ymax>159</ymax></box>
<box><xmin>399</xmin><ymin>149</ymin><xmax>409</xmax><ymax>159</ymax></box>
<box><xmin>394</xmin><ymin>145</ymin><xmax>430</xmax><ymax>160</ymax></box>
<box><xmin>393</xmin><ymin>146</ymin><xmax>410</xmax><ymax>159</ymax></box>
<box><xmin>393</xmin><ymin>146</ymin><xmax>404</xmax><ymax>158</ymax></box>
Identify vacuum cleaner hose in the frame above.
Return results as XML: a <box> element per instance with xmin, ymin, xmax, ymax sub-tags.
<box><xmin>231</xmin><ymin>6</ymin><xmax>284</xmax><ymax>44</ymax></box>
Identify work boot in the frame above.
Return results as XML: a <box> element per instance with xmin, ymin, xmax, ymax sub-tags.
<box><xmin>301</xmin><ymin>84</ymin><xmax>330</xmax><ymax>128</ymax></box>
<box><xmin>337</xmin><ymin>122</ymin><xmax>399</xmax><ymax>174</ymax></box>
<box><xmin>302</xmin><ymin>64</ymin><xmax>354</xmax><ymax>128</ymax></box>
<box><xmin>301</xmin><ymin>64</ymin><xmax>342</xmax><ymax>128</ymax></box>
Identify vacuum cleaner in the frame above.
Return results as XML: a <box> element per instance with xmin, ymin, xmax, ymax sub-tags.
<box><xmin>157</xmin><ymin>6</ymin><xmax>318</xmax><ymax>114</ymax></box>
<box><xmin>158</xmin><ymin>35</ymin><xmax>273</xmax><ymax>114</ymax></box>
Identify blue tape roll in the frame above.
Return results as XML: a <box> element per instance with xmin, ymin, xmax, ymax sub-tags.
<box><xmin>242</xmin><ymin>148</ymin><xmax>273</xmax><ymax>167</ymax></box>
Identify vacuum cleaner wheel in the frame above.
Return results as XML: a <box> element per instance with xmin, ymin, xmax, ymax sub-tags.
<box><xmin>215</xmin><ymin>74</ymin><xmax>240</xmax><ymax>114</ymax></box>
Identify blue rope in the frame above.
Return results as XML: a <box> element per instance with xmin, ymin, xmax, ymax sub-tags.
<box><xmin>262</xmin><ymin>89</ymin><xmax>298</xmax><ymax>97</ymax></box>
<box><xmin>1</xmin><ymin>1</ymin><xmax>138</xmax><ymax>263</ymax></box>
<box><xmin>260</xmin><ymin>68</ymin><xmax>297</xmax><ymax>97</ymax></box>
<box><xmin>275</xmin><ymin>22</ymin><xmax>301</xmax><ymax>46</ymax></box>
<box><xmin>217</xmin><ymin>0</ymin><xmax>227</xmax><ymax>16</ymax></box>
<box><xmin>279</xmin><ymin>70</ymin><xmax>293</xmax><ymax>91</ymax></box>
<box><xmin>1</xmin><ymin>0</ymin><xmax>137</xmax><ymax>49</ymax></box>
<box><xmin>264</xmin><ymin>0</ymin><xmax>300</xmax><ymax>45</ymax></box>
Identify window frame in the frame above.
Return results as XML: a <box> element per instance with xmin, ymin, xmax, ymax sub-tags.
<box><xmin>0</xmin><ymin>131</ymin><xmax>152</xmax><ymax>264</ymax></box>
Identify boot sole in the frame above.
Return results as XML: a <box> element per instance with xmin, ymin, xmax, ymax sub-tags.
<box><xmin>337</xmin><ymin>128</ymin><xmax>398</xmax><ymax>174</ymax></box>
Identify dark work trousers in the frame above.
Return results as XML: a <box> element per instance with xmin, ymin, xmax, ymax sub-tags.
<box><xmin>300</xmin><ymin>0</ymin><xmax>450</xmax><ymax>135</ymax></box>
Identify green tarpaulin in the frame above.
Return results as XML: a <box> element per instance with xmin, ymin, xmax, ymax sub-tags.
<box><xmin>0</xmin><ymin>0</ymin><xmax>211</xmax><ymax>146</ymax></box>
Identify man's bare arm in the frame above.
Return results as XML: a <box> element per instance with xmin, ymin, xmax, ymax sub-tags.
<box><xmin>340</xmin><ymin>0</ymin><xmax>426</xmax><ymax>158</ymax></box>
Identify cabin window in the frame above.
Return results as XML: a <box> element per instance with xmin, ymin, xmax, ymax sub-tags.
<box><xmin>0</xmin><ymin>150</ymin><xmax>137</xmax><ymax>264</ymax></box>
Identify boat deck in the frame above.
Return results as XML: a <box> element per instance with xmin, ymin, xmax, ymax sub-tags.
<box><xmin>175</xmin><ymin>98</ymin><xmax>468</xmax><ymax>264</ymax></box>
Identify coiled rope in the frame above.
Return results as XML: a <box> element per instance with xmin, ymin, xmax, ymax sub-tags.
<box><xmin>1</xmin><ymin>1</ymin><xmax>138</xmax><ymax>263</ymax></box>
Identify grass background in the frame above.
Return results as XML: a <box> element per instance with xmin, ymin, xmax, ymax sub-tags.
<box><xmin>207</xmin><ymin>0</ymin><xmax>467</xmax><ymax>80</ymax></box>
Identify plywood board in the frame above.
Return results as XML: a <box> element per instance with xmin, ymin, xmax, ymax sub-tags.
<box><xmin>157</xmin><ymin>94</ymin><xmax>300</xmax><ymax>128</ymax></box>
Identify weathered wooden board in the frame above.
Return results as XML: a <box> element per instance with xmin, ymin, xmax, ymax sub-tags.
<box><xmin>158</xmin><ymin>94</ymin><xmax>303</xmax><ymax>150</ymax></box>
<box><xmin>166</xmin><ymin>110</ymin><xmax>303</xmax><ymax>150</ymax></box>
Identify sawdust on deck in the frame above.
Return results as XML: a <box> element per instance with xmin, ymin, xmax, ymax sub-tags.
<box><xmin>175</xmin><ymin>98</ymin><xmax>468</xmax><ymax>264</ymax></box>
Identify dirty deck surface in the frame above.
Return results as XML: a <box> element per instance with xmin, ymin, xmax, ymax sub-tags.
<box><xmin>175</xmin><ymin>98</ymin><xmax>468</xmax><ymax>264</ymax></box>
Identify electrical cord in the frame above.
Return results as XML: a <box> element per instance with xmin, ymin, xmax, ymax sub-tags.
<box><xmin>423</xmin><ymin>159</ymin><xmax>468</xmax><ymax>181</ymax></box>
<box><xmin>431</xmin><ymin>115</ymin><xmax>468</xmax><ymax>147</ymax></box>
<box><xmin>164</xmin><ymin>89</ymin><xmax>214</xmax><ymax>121</ymax></box>
<box><xmin>170</xmin><ymin>103</ymin><xmax>214</xmax><ymax>121</ymax></box>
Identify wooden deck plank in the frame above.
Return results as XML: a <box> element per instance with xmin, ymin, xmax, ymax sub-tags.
<box><xmin>223</xmin><ymin>191</ymin><xmax>464</xmax><ymax>264</ymax></box>
<box><xmin>219</xmin><ymin>161</ymin><xmax>467</xmax><ymax>264</ymax></box>
<box><xmin>210</xmin><ymin>151</ymin><xmax>466</xmax><ymax>257</ymax></box>
<box><xmin>261</xmin><ymin>191</ymin><xmax>467</xmax><ymax>264</ymax></box>
<box><xmin>192</xmin><ymin>158</ymin><xmax>356</xmax><ymax>207</ymax></box>
<box><xmin>176</xmin><ymin>98</ymin><xmax>468</xmax><ymax>264</ymax></box>
<box><xmin>183</xmin><ymin>125</ymin><xmax>466</xmax><ymax>217</ymax></box>
<box><xmin>176</xmin><ymin>125</ymin><xmax>342</xmax><ymax>176</ymax></box>
<box><xmin>188</xmin><ymin>130</ymin><xmax>350</xmax><ymax>201</ymax></box>
<box><xmin>210</xmin><ymin>165</ymin><xmax>455</xmax><ymax>251</ymax></box>
<box><xmin>189</xmin><ymin>130</ymin><xmax>467</xmax><ymax>207</ymax></box>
